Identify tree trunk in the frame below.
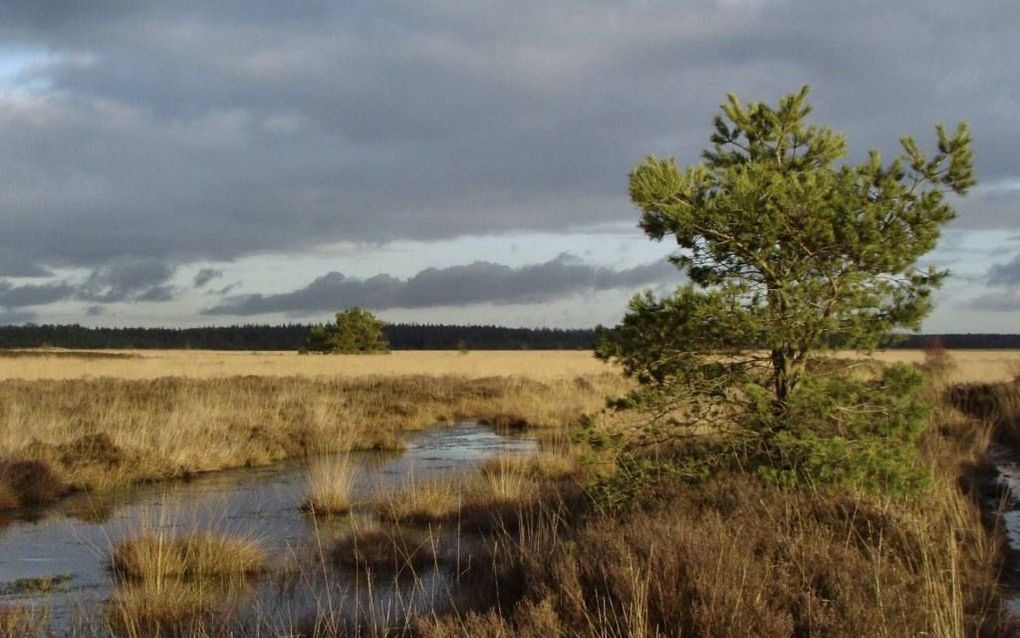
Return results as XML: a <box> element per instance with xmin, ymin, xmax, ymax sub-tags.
<box><xmin>770</xmin><ymin>347</ymin><xmax>799</xmax><ymax>421</ymax></box>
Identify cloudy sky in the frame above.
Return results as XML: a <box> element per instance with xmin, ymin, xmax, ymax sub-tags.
<box><xmin>1</xmin><ymin>1</ymin><xmax>1017</xmax><ymax>330</ymax></box>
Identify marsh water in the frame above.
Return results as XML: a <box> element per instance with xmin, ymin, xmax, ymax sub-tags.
<box><xmin>0</xmin><ymin>421</ymin><xmax>537</xmax><ymax>631</ymax></box>
<box><xmin>990</xmin><ymin>445</ymin><xmax>1020</xmax><ymax>614</ymax></box>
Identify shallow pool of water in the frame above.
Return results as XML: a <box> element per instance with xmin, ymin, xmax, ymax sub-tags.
<box><xmin>0</xmin><ymin>421</ymin><xmax>536</xmax><ymax>629</ymax></box>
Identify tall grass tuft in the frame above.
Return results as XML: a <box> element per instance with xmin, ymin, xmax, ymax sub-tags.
<box><xmin>304</xmin><ymin>454</ymin><xmax>358</xmax><ymax>515</ymax></box>
<box><xmin>111</xmin><ymin>532</ymin><xmax>264</xmax><ymax>582</ymax></box>
<box><xmin>477</xmin><ymin>455</ymin><xmax>537</xmax><ymax>501</ymax></box>
<box><xmin>0</xmin><ymin>604</ymin><xmax>47</xmax><ymax>638</ymax></box>
<box><xmin>376</xmin><ymin>474</ymin><xmax>462</xmax><ymax>524</ymax></box>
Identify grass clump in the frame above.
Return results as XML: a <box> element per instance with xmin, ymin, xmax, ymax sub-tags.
<box><xmin>480</xmin><ymin>452</ymin><xmax>577</xmax><ymax>483</ymax></box>
<box><xmin>303</xmin><ymin>455</ymin><xmax>358</xmax><ymax>515</ymax></box>
<box><xmin>477</xmin><ymin>456</ymin><xmax>538</xmax><ymax>502</ymax></box>
<box><xmin>0</xmin><ymin>604</ymin><xmax>46</xmax><ymax>638</ymax></box>
<box><xmin>0</xmin><ymin>458</ymin><xmax>67</xmax><ymax>507</ymax></box>
<box><xmin>376</xmin><ymin>475</ymin><xmax>462</xmax><ymax>524</ymax></box>
<box><xmin>105</xmin><ymin>581</ymin><xmax>234</xmax><ymax>638</ymax></box>
<box><xmin>111</xmin><ymin>532</ymin><xmax>264</xmax><ymax>582</ymax></box>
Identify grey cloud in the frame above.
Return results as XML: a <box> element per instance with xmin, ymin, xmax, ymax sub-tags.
<box><xmin>0</xmin><ymin>280</ymin><xmax>75</xmax><ymax>307</ymax></box>
<box><xmin>950</xmin><ymin>185</ymin><xmax>1020</xmax><ymax>231</ymax></box>
<box><xmin>193</xmin><ymin>268</ymin><xmax>223</xmax><ymax>288</ymax></box>
<box><xmin>0</xmin><ymin>253</ymin><xmax>52</xmax><ymax>278</ymax></box>
<box><xmin>988</xmin><ymin>253</ymin><xmax>1020</xmax><ymax>287</ymax></box>
<box><xmin>134</xmin><ymin>285</ymin><xmax>175</xmax><ymax>302</ymax></box>
<box><xmin>0</xmin><ymin>308</ymin><xmax>36</xmax><ymax>325</ymax></box>
<box><xmin>0</xmin><ymin>255</ymin><xmax>179</xmax><ymax>318</ymax></box>
<box><xmin>210</xmin><ymin>281</ymin><xmax>242</xmax><ymax>296</ymax></box>
<box><xmin>964</xmin><ymin>291</ymin><xmax>1020</xmax><ymax>313</ymax></box>
<box><xmin>205</xmin><ymin>255</ymin><xmax>679</xmax><ymax>316</ymax></box>
<box><xmin>78</xmin><ymin>255</ymin><xmax>176</xmax><ymax>302</ymax></box>
<box><xmin>0</xmin><ymin>0</ymin><xmax>1018</xmax><ymax>277</ymax></box>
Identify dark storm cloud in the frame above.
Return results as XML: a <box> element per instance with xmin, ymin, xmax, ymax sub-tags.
<box><xmin>193</xmin><ymin>268</ymin><xmax>223</xmax><ymax>288</ymax></box>
<box><xmin>205</xmin><ymin>255</ymin><xmax>679</xmax><ymax>316</ymax></box>
<box><xmin>0</xmin><ymin>280</ymin><xmax>75</xmax><ymax>307</ymax></box>
<box><xmin>78</xmin><ymin>255</ymin><xmax>176</xmax><ymax>302</ymax></box>
<box><xmin>987</xmin><ymin>253</ymin><xmax>1020</xmax><ymax>287</ymax></box>
<box><xmin>0</xmin><ymin>255</ymin><xmax>178</xmax><ymax>315</ymax></box>
<box><xmin>1</xmin><ymin>0</ymin><xmax>1018</xmax><ymax>276</ymax></box>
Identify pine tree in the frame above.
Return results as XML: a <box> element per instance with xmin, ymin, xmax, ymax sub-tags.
<box><xmin>599</xmin><ymin>86</ymin><xmax>973</xmax><ymax>418</ymax></box>
<box><xmin>304</xmin><ymin>308</ymin><xmax>389</xmax><ymax>354</ymax></box>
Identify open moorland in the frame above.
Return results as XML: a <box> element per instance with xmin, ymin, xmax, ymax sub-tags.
<box><xmin>1</xmin><ymin>349</ymin><xmax>1019</xmax><ymax>637</ymax></box>
<box><xmin>1</xmin><ymin>347</ymin><xmax>1017</xmax><ymax>382</ymax></box>
<box><xmin>0</xmin><ymin>349</ymin><xmax>614</xmax><ymax>381</ymax></box>
<box><xmin>0</xmin><ymin>351</ymin><xmax>627</xmax><ymax>511</ymax></box>
<box><xmin>0</xmin><ymin>348</ymin><xmax>1017</xmax><ymax>511</ymax></box>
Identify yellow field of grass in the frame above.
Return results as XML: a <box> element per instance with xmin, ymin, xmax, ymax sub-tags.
<box><xmin>1</xmin><ymin>347</ymin><xmax>1017</xmax><ymax>513</ymax></box>
<box><xmin>0</xmin><ymin>348</ymin><xmax>1015</xmax><ymax>383</ymax></box>
<box><xmin>858</xmin><ymin>349</ymin><xmax>1020</xmax><ymax>384</ymax></box>
<box><xmin>0</xmin><ymin>349</ymin><xmax>612</xmax><ymax>381</ymax></box>
<box><xmin>0</xmin><ymin>351</ymin><xmax>627</xmax><ymax>511</ymax></box>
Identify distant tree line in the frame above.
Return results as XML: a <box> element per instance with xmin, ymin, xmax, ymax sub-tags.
<box><xmin>0</xmin><ymin>323</ymin><xmax>600</xmax><ymax>350</ymax></box>
<box><xmin>0</xmin><ymin>323</ymin><xmax>1015</xmax><ymax>351</ymax></box>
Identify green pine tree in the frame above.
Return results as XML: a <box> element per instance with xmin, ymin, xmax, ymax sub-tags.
<box><xmin>304</xmin><ymin>307</ymin><xmax>389</xmax><ymax>354</ymax></box>
<box><xmin>596</xmin><ymin>87</ymin><xmax>974</xmax><ymax>492</ymax></box>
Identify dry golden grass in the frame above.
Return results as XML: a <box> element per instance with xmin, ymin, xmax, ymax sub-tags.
<box><xmin>0</xmin><ymin>347</ymin><xmax>1015</xmax><ymax>383</ymax></box>
<box><xmin>104</xmin><ymin>580</ymin><xmax>244</xmax><ymax>638</ymax></box>
<box><xmin>111</xmin><ymin>532</ymin><xmax>264</xmax><ymax>582</ymax></box>
<box><xmin>304</xmin><ymin>454</ymin><xmax>358</xmax><ymax>515</ymax></box>
<box><xmin>376</xmin><ymin>474</ymin><xmax>464</xmax><ymax>524</ymax></box>
<box><xmin>0</xmin><ymin>349</ymin><xmax>614</xmax><ymax>381</ymax></box>
<box><xmin>476</xmin><ymin>456</ymin><xmax>539</xmax><ymax>501</ymax></box>
<box><xmin>852</xmin><ymin>349</ymin><xmax>1020</xmax><ymax>384</ymax></box>
<box><xmin>480</xmin><ymin>451</ymin><xmax>579</xmax><ymax>482</ymax></box>
<box><xmin>370</xmin><ymin>456</ymin><xmax>551</xmax><ymax>534</ymax></box>
<box><xmin>0</xmin><ymin>604</ymin><xmax>46</xmax><ymax>638</ymax></box>
<box><xmin>0</xmin><ymin>372</ymin><xmax>625</xmax><ymax>510</ymax></box>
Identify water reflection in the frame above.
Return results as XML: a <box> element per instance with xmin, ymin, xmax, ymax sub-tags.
<box><xmin>0</xmin><ymin>421</ymin><xmax>535</xmax><ymax>630</ymax></box>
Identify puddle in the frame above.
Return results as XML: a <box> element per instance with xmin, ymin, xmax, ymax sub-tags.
<box><xmin>0</xmin><ymin>421</ymin><xmax>536</xmax><ymax>630</ymax></box>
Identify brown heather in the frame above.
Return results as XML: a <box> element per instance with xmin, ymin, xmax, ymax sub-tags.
<box><xmin>414</xmin><ymin>393</ymin><xmax>1016</xmax><ymax>638</ymax></box>
<box><xmin>331</xmin><ymin>524</ymin><xmax>443</xmax><ymax>574</ymax></box>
